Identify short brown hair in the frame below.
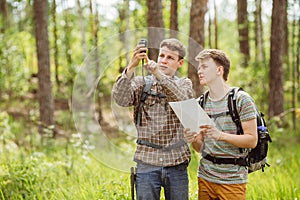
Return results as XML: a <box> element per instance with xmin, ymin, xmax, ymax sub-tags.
<box><xmin>195</xmin><ymin>49</ymin><xmax>230</xmax><ymax>81</ymax></box>
<box><xmin>160</xmin><ymin>38</ymin><xmax>186</xmax><ymax>60</ymax></box>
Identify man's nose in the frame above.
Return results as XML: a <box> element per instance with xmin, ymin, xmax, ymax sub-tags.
<box><xmin>160</xmin><ymin>56</ymin><xmax>167</xmax><ymax>63</ymax></box>
<box><xmin>197</xmin><ymin>67</ymin><xmax>202</xmax><ymax>74</ymax></box>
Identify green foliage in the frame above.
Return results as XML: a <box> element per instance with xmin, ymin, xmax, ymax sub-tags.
<box><xmin>0</xmin><ymin>142</ymin><xmax>132</xmax><ymax>199</ymax></box>
<box><xmin>0</xmin><ymin>1</ymin><xmax>299</xmax><ymax>199</ymax></box>
<box><xmin>0</xmin><ymin>111</ymin><xmax>13</xmax><ymax>142</ymax></box>
<box><xmin>0</xmin><ymin>31</ymin><xmax>35</xmax><ymax>99</ymax></box>
<box><xmin>0</xmin><ymin>120</ymin><xmax>299</xmax><ymax>199</ymax></box>
<box><xmin>230</xmin><ymin>59</ymin><xmax>270</xmax><ymax>114</ymax></box>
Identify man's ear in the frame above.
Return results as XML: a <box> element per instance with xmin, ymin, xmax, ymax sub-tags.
<box><xmin>178</xmin><ymin>59</ymin><xmax>184</xmax><ymax>68</ymax></box>
<box><xmin>217</xmin><ymin>66</ymin><xmax>224</xmax><ymax>75</ymax></box>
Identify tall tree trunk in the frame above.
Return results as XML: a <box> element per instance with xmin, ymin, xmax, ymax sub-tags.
<box><xmin>94</xmin><ymin>5</ymin><xmax>103</xmax><ymax>124</ymax></box>
<box><xmin>170</xmin><ymin>0</ymin><xmax>178</xmax><ymax>38</ymax></box>
<box><xmin>213</xmin><ymin>0</ymin><xmax>218</xmax><ymax>49</ymax></box>
<box><xmin>147</xmin><ymin>0</ymin><xmax>165</xmax><ymax>61</ymax></box>
<box><xmin>297</xmin><ymin>8</ymin><xmax>300</xmax><ymax>107</ymax></box>
<box><xmin>89</xmin><ymin>1</ymin><xmax>100</xmax><ymax>81</ymax></box>
<box><xmin>118</xmin><ymin>0</ymin><xmax>130</xmax><ymax>70</ymax></box>
<box><xmin>254</xmin><ymin>0</ymin><xmax>265</xmax><ymax>63</ymax></box>
<box><xmin>63</xmin><ymin>8</ymin><xmax>73</xmax><ymax>84</ymax></box>
<box><xmin>0</xmin><ymin>0</ymin><xmax>8</xmax><ymax>33</ymax></box>
<box><xmin>208</xmin><ymin>0</ymin><xmax>217</xmax><ymax>48</ymax></box>
<box><xmin>89</xmin><ymin>0</ymin><xmax>103</xmax><ymax>124</ymax></box>
<box><xmin>188</xmin><ymin>0</ymin><xmax>208</xmax><ymax>97</ymax></box>
<box><xmin>208</xmin><ymin>2</ymin><xmax>212</xmax><ymax>48</ymax></box>
<box><xmin>268</xmin><ymin>0</ymin><xmax>285</xmax><ymax>118</ymax></box>
<box><xmin>77</xmin><ymin>0</ymin><xmax>88</xmax><ymax>60</ymax></box>
<box><xmin>237</xmin><ymin>0</ymin><xmax>250</xmax><ymax>67</ymax></box>
<box><xmin>33</xmin><ymin>0</ymin><xmax>55</xmax><ymax>135</ymax></box>
<box><xmin>0</xmin><ymin>0</ymin><xmax>8</xmax><ymax>98</ymax></box>
<box><xmin>283</xmin><ymin>0</ymin><xmax>290</xmax><ymax>80</ymax></box>
<box><xmin>283</xmin><ymin>0</ymin><xmax>289</xmax><ymax>58</ymax></box>
<box><xmin>123</xmin><ymin>0</ymin><xmax>130</xmax><ymax>66</ymax></box>
<box><xmin>51</xmin><ymin>0</ymin><xmax>60</xmax><ymax>87</ymax></box>
<box><xmin>291</xmin><ymin>0</ymin><xmax>299</xmax><ymax>130</ymax></box>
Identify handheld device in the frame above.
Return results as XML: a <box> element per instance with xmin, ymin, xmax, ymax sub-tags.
<box><xmin>138</xmin><ymin>39</ymin><xmax>147</xmax><ymax>53</ymax></box>
<box><xmin>138</xmin><ymin>39</ymin><xmax>147</xmax><ymax>81</ymax></box>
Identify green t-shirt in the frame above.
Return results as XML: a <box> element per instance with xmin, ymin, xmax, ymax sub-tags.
<box><xmin>198</xmin><ymin>89</ymin><xmax>256</xmax><ymax>184</ymax></box>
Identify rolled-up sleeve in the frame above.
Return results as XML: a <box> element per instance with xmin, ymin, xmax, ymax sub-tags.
<box><xmin>112</xmin><ymin>69</ymin><xmax>136</xmax><ymax>107</ymax></box>
<box><xmin>158</xmin><ymin>76</ymin><xmax>194</xmax><ymax>101</ymax></box>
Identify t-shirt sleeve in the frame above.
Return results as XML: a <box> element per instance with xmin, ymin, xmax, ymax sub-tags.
<box><xmin>236</xmin><ymin>91</ymin><xmax>257</xmax><ymax>122</ymax></box>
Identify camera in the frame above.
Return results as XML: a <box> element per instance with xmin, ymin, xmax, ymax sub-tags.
<box><xmin>138</xmin><ymin>39</ymin><xmax>147</xmax><ymax>53</ymax></box>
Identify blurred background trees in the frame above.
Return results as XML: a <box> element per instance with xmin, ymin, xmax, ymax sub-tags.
<box><xmin>0</xmin><ymin>0</ymin><xmax>299</xmax><ymax>139</ymax></box>
<box><xmin>0</xmin><ymin>1</ymin><xmax>299</xmax><ymax>199</ymax></box>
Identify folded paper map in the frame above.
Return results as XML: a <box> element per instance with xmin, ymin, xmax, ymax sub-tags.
<box><xmin>169</xmin><ymin>98</ymin><xmax>214</xmax><ymax>133</ymax></box>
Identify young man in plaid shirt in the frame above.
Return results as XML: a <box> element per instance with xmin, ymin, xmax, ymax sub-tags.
<box><xmin>113</xmin><ymin>38</ymin><xmax>194</xmax><ymax>200</ymax></box>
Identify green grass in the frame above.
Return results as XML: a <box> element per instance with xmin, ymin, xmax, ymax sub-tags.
<box><xmin>0</xmin><ymin>114</ymin><xmax>299</xmax><ymax>199</ymax></box>
<box><xmin>1</xmin><ymin>137</ymin><xmax>299</xmax><ymax>200</ymax></box>
<box><xmin>246</xmin><ymin>138</ymin><xmax>300</xmax><ymax>200</ymax></box>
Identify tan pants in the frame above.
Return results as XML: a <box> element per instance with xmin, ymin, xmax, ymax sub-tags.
<box><xmin>198</xmin><ymin>177</ymin><xmax>246</xmax><ymax>200</ymax></box>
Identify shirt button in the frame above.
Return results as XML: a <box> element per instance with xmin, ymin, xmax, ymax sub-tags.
<box><xmin>159</xmin><ymin>158</ymin><xmax>163</xmax><ymax>162</ymax></box>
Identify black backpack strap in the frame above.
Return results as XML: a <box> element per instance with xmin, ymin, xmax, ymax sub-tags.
<box><xmin>228</xmin><ymin>87</ymin><xmax>244</xmax><ymax>153</ymax></box>
<box><xmin>136</xmin><ymin>77</ymin><xmax>154</xmax><ymax>126</ymax></box>
<box><xmin>228</xmin><ymin>87</ymin><xmax>244</xmax><ymax>135</ymax></box>
<box><xmin>136</xmin><ymin>76</ymin><xmax>166</xmax><ymax>126</ymax></box>
<box><xmin>198</xmin><ymin>90</ymin><xmax>209</xmax><ymax>108</ymax></box>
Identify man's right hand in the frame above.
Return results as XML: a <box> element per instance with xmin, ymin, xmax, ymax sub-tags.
<box><xmin>126</xmin><ymin>45</ymin><xmax>148</xmax><ymax>77</ymax></box>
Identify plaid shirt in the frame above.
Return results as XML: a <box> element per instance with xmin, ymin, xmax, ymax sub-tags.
<box><xmin>112</xmin><ymin>69</ymin><xmax>194</xmax><ymax>166</ymax></box>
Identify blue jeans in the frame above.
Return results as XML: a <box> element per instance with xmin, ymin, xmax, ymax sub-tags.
<box><xmin>135</xmin><ymin>161</ymin><xmax>189</xmax><ymax>200</ymax></box>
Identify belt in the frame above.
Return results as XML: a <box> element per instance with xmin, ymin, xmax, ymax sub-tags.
<box><xmin>136</xmin><ymin>139</ymin><xmax>186</xmax><ymax>151</ymax></box>
<box><xmin>203</xmin><ymin>153</ymin><xmax>249</xmax><ymax>166</ymax></box>
<box><xmin>165</xmin><ymin>160</ymin><xmax>189</xmax><ymax>169</ymax></box>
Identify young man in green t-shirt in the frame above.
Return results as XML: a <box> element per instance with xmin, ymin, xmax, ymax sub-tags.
<box><xmin>184</xmin><ymin>49</ymin><xmax>258</xmax><ymax>200</ymax></box>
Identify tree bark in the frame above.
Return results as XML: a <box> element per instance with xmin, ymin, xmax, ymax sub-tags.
<box><xmin>0</xmin><ymin>0</ymin><xmax>8</xmax><ymax>33</ymax></box>
<box><xmin>213</xmin><ymin>0</ymin><xmax>218</xmax><ymax>49</ymax></box>
<box><xmin>268</xmin><ymin>0</ymin><xmax>285</xmax><ymax>118</ymax></box>
<box><xmin>33</xmin><ymin>0</ymin><xmax>55</xmax><ymax>135</ymax></box>
<box><xmin>170</xmin><ymin>0</ymin><xmax>178</xmax><ymax>38</ymax></box>
<box><xmin>208</xmin><ymin>3</ymin><xmax>212</xmax><ymax>48</ymax></box>
<box><xmin>147</xmin><ymin>0</ymin><xmax>165</xmax><ymax>61</ymax></box>
<box><xmin>63</xmin><ymin>9</ymin><xmax>73</xmax><ymax>83</ymax></box>
<box><xmin>188</xmin><ymin>0</ymin><xmax>208</xmax><ymax>97</ymax></box>
<box><xmin>237</xmin><ymin>0</ymin><xmax>250</xmax><ymax>67</ymax></box>
<box><xmin>291</xmin><ymin>0</ymin><xmax>299</xmax><ymax>129</ymax></box>
<box><xmin>283</xmin><ymin>0</ymin><xmax>288</xmax><ymax>58</ymax></box>
<box><xmin>297</xmin><ymin>6</ymin><xmax>300</xmax><ymax>107</ymax></box>
<box><xmin>51</xmin><ymin>0</ymin><xmax>60</xmax><ymax>87</ymax></box>
<box><xmin>89</xmin><ymin>1</ymin><xmax>103</xmax><ymax>124</ymax></box>
<box><xmin>118</xmin><ymin>0</ymin><xmax>130</xmax><ymax>69</ymax></box>
<box><xmin>254</xmin><ymin>0</ymin><xmax>265</xmax><ymax>63</ymax></box>
<box><xmin>77</xmin><ymin>0</ymin><xmax>88</xmax><ymax>60</ymax></box>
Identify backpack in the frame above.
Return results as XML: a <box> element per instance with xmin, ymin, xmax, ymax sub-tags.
<box><xmin>199</xmin><ymin>87</ymin><xmax>272</xmax><ymax>173</ymax></box>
